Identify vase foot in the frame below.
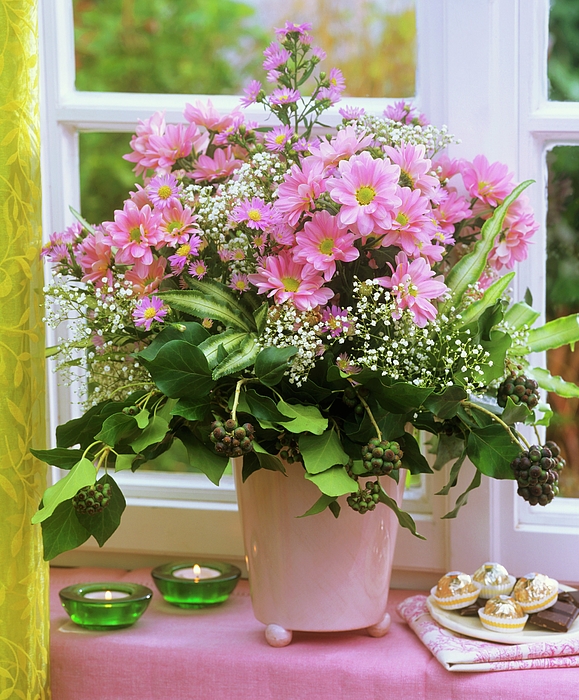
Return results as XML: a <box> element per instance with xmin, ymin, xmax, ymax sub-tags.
<box><xmin>367</xmin><ymin>612</ymin><xmax>391</xmax><ymax>638</ymax></box>
<box><xmin>265</xmin><ymin>624</ymin><xmax>293</xmax><ymax>647</ymax></box>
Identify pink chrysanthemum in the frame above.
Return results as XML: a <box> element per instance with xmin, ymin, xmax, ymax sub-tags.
<box><xmin>248</xmin><ymin>251</ymin><xmax>333</xmax><ymax>311</ymax></box>
<box><xmin>42</xmin><ymin>222</ymin><xmax>83</xmax><ymax>260</ymax></box>
<box><xmin>240</xmin><ymin>80</ymin><xmax>263</xmax><ymax>108</ymax></box>
<box><xmin>125</xmin><ymin>257</ymin><xmax>167</xmax><ymax>297</ymax></box>
<box><xmin>326</xmin><ymin>151</ymin><xmax>401</xmax><ymax>236</ymax></box>
<box><xmin>432</xmin><ymin>190</ymin><xmax>471</xmax><ymax>234</ymax></box>
<box><xmin>105</xmin><ymin>201</ymin><xmax>164</xmax><ymax>268</ymax></box>
<box><xmin>147</xmin><ymin>173</ymin><xmax>182</xmax><ymax>210</ymax></box>
<box><xmin>213</xmin><ymin>114</ymin><xmax>248</xmax><ymax>146</ymax></box>
<box><xmin>320</xmin><ymin>305</ymin><xmax>351</xmax><ymax>338</ymax></box>
<box><xmin>433</xmin><ymin>154</ymin><xmax>461</xmax><ymax>181</ymax></box>
<box><xmin>265</xmin><ymin>125</ymin><xmax>294</xmax><ymax>153</ymax></box>
<box><xmin>460</xmin><ymin>154</ymin><xmax>514</xmax><ymax>207</ymax></box>
<box><xmin>146</xmin><ymin>123</ymin><xmax>207</xmax><ymax>174</ymax></box>
<box><xmin>133</xmin><ymin>295</ymin><xmax>167</xmax><ymax>331</ymax></box>
<box><xmin>189</xmin><ymin>259</ymin><xmax>208</xmax><ymax>279</ymax></box>
<box><xmin>190</xmin><ymin>147</ymin><xmax>242</xmax><ymax>182</ymax></box>
<box><xmin>231</xmin><ymin>197</ymin><xmax>274</xmax><ymax>231</ymax></box>
<box><xmin>275</xmin><ymin>157</ymin><xmax>326</xmax><ymax>226</ymax></box>
<box><xmin>293</xmin><ymin>210</ymin><xmax>359</xmax><ymax>281</ymax></box>
<box><xmin>309</xmin><ymin>125</ymin><xmax>373</xmax><ymax>171</ymax></box>
<box><xmin>263</xmin><ymin>41</ymin><xmax>291</xmax><ymax>71</ymax></box>
<box><xmin>76</xmin><ymin>229</ymin><xmax>113</xmax><ymax>286</ymax></box>
<box><xmin>229</xmin><ymin>273</ymin><xmax>251</xmax><ymax>293</ymax></box>
<box><xmin>168</xmin><ymin>235</ymin><xmax>203</xmax><ymax>273</ymax></box>
<box><xmin>384</xmin><ymin>143</ymin><xmax>439</xmax><ymax>200</ymax></box>
<box><xmin>270</xmin><ymin>88</ymin><xmax>301</xmax><ymax>105</ymax></box>
<box><xmin>488</xmin><ymin>195</ymin><xmax>537</xmax><ymax>271</ymax></box>
<box><xmin>376</xmin><ymin>253</ymin><xmax>448</xmax><ymax>327</ymax></box>
<box><xmin>123</xmin><ymin>112</ymin><xmax>166</xmax><ymax>177</ymax></box>
<box><xmin>129</xmin><ymin>184</ymin><xmax>152</xmax><ymax>209</ymax></box>
<box><xmin>253</xmin><ymin>232</ymin><xmax>268</xmax><ymax>254</ymax></box>
<box><xmin>184</xmin><ymin>100</ymin><xmax>243</xmax><ymax>133</ymax></box>
<box><xmin>160</xmin><ymin>201</ymin><xmax>200</xmax><ymax>246</ymax></box>
<box><xmin>380</xmin><ymin>187</ymin><xmax>436</xmax><ymax>255</ymax></box>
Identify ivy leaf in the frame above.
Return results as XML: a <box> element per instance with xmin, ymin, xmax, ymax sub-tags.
<box><xmin>277</xmin><ymin>400</ymin><xmax>327</xmax><ymax>435</ymax></box>
<box><xmin>299</xmin><ymin>430</ymin><xmax>349</xmax><ymax>475</ymax></box>
<box><xmin>40</xmin><ymin>501</ymin><xmax>90</xmax><ymax>561</ymax></box>
<box><xmin>432</xmin><ymin>434</ymin><xmax>465</xmax><ymax>471</ymax></box>
<box><xmin>466</xmin><ymin>425</ymin><xmax>520</xmax><ymax>479</ymax></box>
<box><xmin>141</xmin><ymin>339</ymin><xmax>214</xmax><ymax>399</ymax></box>
<box><xmin>478</xmin><ymin>330</ymin><xmax>511</xmax><ymax>383</ymax></box>
<box><xmin>500</xmin><ymin>396</ymin><xmax>532</xmax><ymax>426</ymax></box>
<box><xmin>254</xmin><ymin>346</ymin><xmax>298</xmax><ymax>386</ymax></box>
<box><xmin>178</xmin><ymin>430</ymin><xmax>228</xmax><ymax>486</ymax></box>
<box><xmin>398</xmin><ymin>432</ymin><xmax>433</xmax><ymax>474</ymax></box>
<box><xmin>96</xmin><ymin>413</ymin><xmax>138</xmax><ymax>447</ymax></box>
<box><xmin>298</xmin><ymin>494</ymin><xmax>337</xmax><ymax>518</ymax></box>
<box><xmin>138</xmin><ymin>322</ymin><xmax>209</xmax><ymax>362</ymax></box>
<box><xmin>305</xmin><ymin>466</ymin><xmax>358</xmax><ymax>496</ymax></box>
<box><xmin>374</xmin><ymin>381</ymin><xmax>434</xmax><ymax>413</ymax></box>
<box><xmin>254</xmin><ymin>448</ymin><xmax>286</xmax><ymax>474</ymax></box>
<box><xmin>241</xmin><ymin>450</ymin><xmax>262</xmax><ymax>482</ymax></box>
<box><xmin>30</xmin><ymin>447</ymin><xmax>88</xmax><ymax>469</ymax></box>
<box><xmin>441</xmin><ymin>469</ymin><xmax>482</xmax><ymax>519</ymax></box>
<box><xmin>424</xmin><ymin>386</ymin><xmax>468</xmax><ymax>420</ymax></box>
<box><xmin>378</xmin><ymin>486</ymin><xmax>425</xmax><ymax>539</ymax></box>
<box><xmin>32</xmin><ymin>458</ymin><xmax>96</xmax><ymax>524</ymax></box>
<box><xmin>56</xmin><ymin>402</ymin><xmax>107</xmax><ymax>448</ymax></box>
<box><xmin>130</xmin><ymin>415</ymin><xmax>170</xmax><ymax>453</ymax></box>
<box><xmin>435</xmin><ymin>450</ymin><xmax>467</xmax><ymax>496</ymax></box>
<box><xmin>245</xmin><ymin>389</ymin><xmax>294</xmax><ymax>425</ymax></box>
<box><xmin>171</xmin><ymin>397</ymin><xmax>212</xmax><ymax>422</ymax></box>
<box><xmin>115</xmin><ymin>453</ymin><xmax>137</xmax><ymax>472</ymax></box>
<box><xmin>135</xmin><ymin>409</ymin><xmax>150</xmax><ymax>429</ymax></box>
<box><xmin>74</xmin><ymin>474</ymin><xmax>126</xmax><ymax>547</ymax></box>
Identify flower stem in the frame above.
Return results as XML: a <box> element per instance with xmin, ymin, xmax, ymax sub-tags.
<box><xmin>357</xmin><ymin>391</ymin><xmax>382</xmax><ymax>442</ymax></box>
<box><xmin>231</xmin><ymin>378</ymin><xmax>250</xmax><ymax>423</ymax></box>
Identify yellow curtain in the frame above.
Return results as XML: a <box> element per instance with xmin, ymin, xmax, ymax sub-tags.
<box><xmin>0</xmin><ymin>0</ymin><xmax>50</xmax><ymax>698</ymax></box>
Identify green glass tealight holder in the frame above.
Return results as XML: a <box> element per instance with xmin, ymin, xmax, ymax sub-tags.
<box><xmin>59</xmin><ymin>582</ymin><xmax>153</xmax><ymax>630</ymax></box>
<box><xmin>152</xmin><ymin>561</ymin><xmax>241</xmax><ymax>608</ymax></box>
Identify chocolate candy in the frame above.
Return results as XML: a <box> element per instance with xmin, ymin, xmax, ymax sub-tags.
<box><xmin>559</xmin><ymin>590</ymin><xmax>579</xmax><ymax>609</ymax></box>
<box><xmin>458</xmin><ymin>598</ymin><xmax>485</xmax><ymax>616</ymax></box>
<box><xmin>528</xmin><ymin>598</ymin><xmax>579</xmax><ymax>632</ymax></box>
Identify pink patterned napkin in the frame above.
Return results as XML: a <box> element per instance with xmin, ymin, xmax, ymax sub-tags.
<box><xmin>397</xmin><ymin>595</ymin><xmax>579</xmax><ymax>672</ymax></box>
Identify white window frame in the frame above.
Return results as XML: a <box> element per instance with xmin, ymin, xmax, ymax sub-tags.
<box><xmin>41</xmin><ymin>0</ymin><xmax>578</xmax><ymax>583</ymax></box>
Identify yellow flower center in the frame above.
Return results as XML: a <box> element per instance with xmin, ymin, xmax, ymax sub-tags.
<box><xmin>248</xmin><ymin>208</ymin><xmax>262</xmax><ymax>221</ymax></box>
<box><xmin>275</xmin><ymin>134</ymin><xmax>286</xmax><ymax>144</ymax></box>
<box><xmin>177</xmin><ymin>244</ymin><xmax>191</xmax><ymax>256</ymax></box>
<box><xmin>396</xmin><ymin>212</ymin><xmax>409</xmax><ymax>226</ymax></box>
<box><xmin>143</xmin><ymin>307</ymin><xmax>157</xmax><ymax>319</ymax></box>
<box><xmin>194</xmin><ymin>264</ymin><xmax>205</xmax><ymax>275</ymax></box>
<box><xmin>235</xmin><ymin>280</ymin><xmax>247</xmax><ymax>290</ymax></box>
<box><xmin>157</xmin><ymin>185</ymin><xmax>172</xmax><ymax>200</ymax></box>
<box><xmin>129</xmin><ymin>227</ymin><xmax>142</xmax><ymax>243</ymax></box>
<box><xmin>398</xmin><ymin>170</ymin><xmax>414</xmax><ymax>188</ymax></box>
<box><xmin>166</xmin><ymin>221</ymin><xmax>180</xmax><ymax>233</ymax></box>
<box><xmin>355</xmin><ymin>186</ymin><xmax>376</xmax><ymax>206</ymax></box>
<box><xmin>319</xmin><ymin>238</ymin><xmax>335</xmax><ymax>255</ymax></box>
<box><xmin>281</xmin><ymin>276</ymin><xmax>300</xmax><ymax>292</ymax></box>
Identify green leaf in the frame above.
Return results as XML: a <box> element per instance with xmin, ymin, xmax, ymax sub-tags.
<box><xmin>466</xmin><ymin>425</ymin><xmax>520</xmax><ymax>479</ymax></box>
<box><xmin>299</xmin><ymin>430</ymin><xmax>349</xmax><ymax>475</ymax></box>
<box><xmin>423</xmin><ymin>386</ymin><xmax>468</xmax><ymax>420</ymax></box>
<box><xmin>95</xmin><ymin>413</ymin><xmax>138</xmax><ymax>447</ymax></box>
<box><xmin>305</xmin><ymin>466</ymin><xmax>358</xmax><ymax>496</ymax></box>
<box><xmin>253</xmin><ymin>303</ymin><xmax>269</xmax><ymax>334</ymax></box>
<box><xmin>254</xmin><ymin>346</ymin><xmax>298</xmax><ymax>386</ymax></box>
<box><xmin>138</xmin><ymin>322</ymin><xmax>210</xmax><ymax>362</ymax></box>
<box><xmin>188</xmin><ymin>276</ymin><xmax>258</xmax><ymax>329</ymax></box>
<box><xmin>70</xmin><ymin>206</ymin><xmax>96</xmax><ymax>235</ymax></box>
<box><xmin>55</xmin><ymin>402</ymin><xmax>107</xmax><ymax>448</ymax></box>
<box><xmin>375</xmin><ymin>381</ymin><xmax>434</xmax><ymax>413</ymax></box>
<box><xmin>40</xmin><ymin>501</ymin><xmax>90</xmax><ymax>561</ymax></box>
<box><xmin>142</xmin><ymin>339</ymin><xmax>214</xmax><ymax>398</ymax></box>
<box><xmin>378</xmin><ymin>486</ymin><xmax>425</xmax><ymax>539</ymax></box>
<box><xmin>527</xmin><ymin>366</ymin><xmax>579</xmax><ymax>398</ymax></box>
<box><xmin>478</xmin><ymin>330</ymin><xmax>511</xmax><ymax>383</ymax></box>
<box><xmin>277</xmin><ymin>400</ymin><xmax>328</xmax><ymax>435</ymax></box>
<box><xmin>435</xmin><ymin>450</ymin><xmax>467</xmax><ymax>496</ymax></box>
<box><xmin>135</xmin><ymin>409</ymin><xmax>150</xmax><ymax>429</ymax></box>
<box><xmin>441</xmin><ymin>469</ymin><xmax>482</xmax><ymax>519</ymax></box>
<box><xmin>457</xmin><ymin>272</ymin><xmax>515</xmax><ymax>327</ymax></box>
<box><xmin>32</xmin><ymin>458</ymin><xmax>95</xmax><ymax>524</ymax></box>
<box><xmin>171</xmin><ymin>397</ymin><xmax>212</xmax><ymax>422</ymax></box>
<box><xmin>179</xmin><ymin>431</ymin><xmax>229</xmax><ymax>486</ymax></box>
<box><xmin>198</xmin><ymin>330</ymin><xmax>248</xmax><ymax>369</ymax></box>
<box><xmin>500</xmin><ymin>396</ymin><xmax>532</xmax><ymax>425</ymax></box>
<box><xmin>255</xmin><ymin>450</ymin><xmax>286</xmax><ymax>473</ymax></box>
<box><xmin>245</xmin><ymin>389</ymin><xmax>294</xmax><ymax>425</ymax></box>
<box><xmin>115</xmin><ymin>453</ymin><xmax>137</xmax><ymax>472</ymax></box>
<box><xmin>298</xmin><ymin>494</ymin><xmax>337</xmax><ymax>518</ymax></box>
<box><xmin>526</xmin><ymin>315</ymin><xmax>579</xmax><ymax>353</ymax></box>
<box><xmin>241</xmin><ymin>450</ymin><xmax>262</xmax><ymax>481</ymax></box>
<box><xmin>432</xmin><ymin>434</ymin><xmax>465</xmax><ymax>471</ymax></box>
<box><xmin>212</xmin><ymin>335</ymin><xmax>259</xmax><ymax>380</ymax></box>
<box><xmin>30</xmin><ymin>447</ymin><xmax>88</xmax><ymax>469</ymax></box>
<box><xmin>130</xmin><ymin>415</ymin><xmax>170</xmax><ymax>453</ymax></box>
<box><xmin>504</xmin><ymin>301</ymin><xmax>540</xmax><ymax>330</ymax></box>
<box><xmin>534</xmin><ymin>402</ymin><xmax>554</xmax><ymax>427</ymax></box>
<box><xmin>399</xmin><ymin>432</ymin><xmax>433</xmax><ymax>474</ymax></box>
<box><xmin>74</xmin><ymin>474</ymin><xmax>126</xmax><ymax>547</ymax></box>
<box><xmin>441</xmin><ymin>180</ymin><xmax>533</xmax><ymax>311</ymax></box>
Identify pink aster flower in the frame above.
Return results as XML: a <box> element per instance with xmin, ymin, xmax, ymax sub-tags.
<box><xmin>190</xmin><ymin>147</ymin><xmax>242</xmax><ymax>182</ymax></box>
<box><xmin>275</xmin><ymin>157</ymin><xmax>326</xmax><ymax>226</ymax></box>
<box><xmin>339</xmin><ymin>106</ymin><xmax>366</xmax><ymax>121</ymax></box>
<box><xmin>248</xmin><ymin>251</ymin><xmax>333</xmax><ymax>311</ymax></box>
<box><xmin>293</xmin><ymin>210</ymin><xmax>359</xmax><ymax>281</ymax></box>
<box><xmin>229</xmin><ymin>273</ymin><xmax>251</xmax><ymax>293</ymax></box>
<box><xmin>240</xmin><ymin>80</ymin><xmax>263</xmax><ymax>108</ymax></box>
<box><xmin>317</xmin><ymin>87</ymin><xmax>342</xmax><ymax>106</ymax></box>
<box><xmin>133</xmin><ymin>295</ymin><xmax>167</xmax><ymax>331</ymax></box>
<box><xmin>311</xmin><ymin>46</ymin><xmax>327</xmax><ymax>61</ymax></box>
<box><xmin>488</xmin><ymin>194</ymin><xmax>537</xmax><ymax>271</ymax></box>
<box><xmin>380</xmin><ymin>187</ymin><xmax>436</xmax><ymax>255</ymax></box>
<box><xmin>266</xmin><ymin>70</ymin><xmax>281</xmax><ymax>84</ymax></box>
<box><xmin>146</xmin><ymin>173</ymin><xmax>182</xmax><ymax>210</ymax></box>
<box><xmin>146</xmin><ymin>123</ymin><xmax>205</xmax><ymax>173</ymax></box>
<box><xmin>327</xmin><ymin>68</ymin><xmax>346</xmax><ymax>93</ymax></box>
<box><xmin>263</xmin><ymin>41</ymin><xmax>291</xmax><ymax>71</ymax></box>
<box><xmin>129</xmin><ymin>184</ymin><xmax>152</xmax><ymax>209</ymax></box>
<box><xmin>275</xmin><ymin>21</ymin><xmax>312</xmax><ymax>39</ymax></box>
<box><xmin>189</xmin><ymin>259</ymin><xmax>208</xmax><ymax>279</ymax></box>
<box><xmin>383</xmin><ymin>101</ymin><xmax>428</xmax><ymax>126</ymax></box>
<box><xmin>384</xmin><ymin>143</ymin><xmax>439</xmax><ymax>200</ymax></box>
<box><xmin>376</xmin><ymin>253</ymin><xmax>448</xmax><ymax>327</ymax></box>
<box><xmin>42</xmin><ymin>222</ymin><xmax>83</xmax><ymax>261</ymax></box>
<box><xmin>326</xmin><ymin>150</ymin><xmax>401</xmax><ymax>236</ymax></box>
<box><xmin>320</xmin><ymin>305</ymin><xmax>351</xmax><ymax>338</ymax></box>
<box><xmin>231</xmin><ymin>197</ymin><xmax>274</xmax><ymax>231</ymax></box>
<box><xmin>460</xmin><ymin>155</ymin><xmax>514</xmax><ymax>207</ymax></box>
<box><xmin>265</xmin><ymin>125</ymin><xmax>294</xmax><ymax>153</ymax></box>
<box><xmin>253</xmin><ymin>232</ymin><xmax>268</xmax><ymax>254</ymax></box>
<box><xmin>43</xmin><ymin>243</ymin><xmax>72</xmax><ymax>266</ymax></box>
<box><xmin>168</xmin><ymin>235</ymin><xmax>203</xmax><ymax>274</ymax></box>
<box><xmin>105</xmin><ymin>201</ymin><xmax>164</xmax><ymax>268</ymax></box>
<box><xmin>184</xmin><ymin>100</ymin><xmax>242</xmax><ymax>133</ymax></box>
<box><xmin>270</xmin><ymin>88</ymin><xmax>301</xmax><ymax>105</ymax></box>
<box><xmin>433</xmin><ymin>154</ymin><xmax>461</xmax><ymax>181</ymax></box>
<box><xmin>432</xmin><ymin>190</ymin><xmax>472</xmax><ymax>234</ymax></box>
<box><xmin>125</xmin><ymin>257</ymin><xmax>167</xmax><ymax>297</ymax></box>
<box><xmin>76</xmin><ymin>229</ymin><xmax>113</xmax><ymax>286</ymax></box>
<box><xmin>160</xmin><ymin>202</ymin><xmax>200</xmax><ymax>246</ymax></box>
<box><xmin>336</xmin><ymin>353</ymin><xmax>361</xmax><ymax>375</ymax></box>
<box><xmin>123</xmin><ymin>111</ymin><xmax>166</xmax><ymax>177</ymax></box>
<box><xmin>213</xmin><ymin>114</ymin><xmax>248</xmax><ymax>146</ymax></box>
<box><xmin>309</xmin><ymin>125</ymin><xmax>373</xmax><ymax>171</ymax></box>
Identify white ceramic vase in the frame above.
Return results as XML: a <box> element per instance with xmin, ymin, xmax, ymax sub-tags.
<box><xmin>233</xmin><ymin>457</ymin><xmax>405</xmax><ymax>646</ymax></box>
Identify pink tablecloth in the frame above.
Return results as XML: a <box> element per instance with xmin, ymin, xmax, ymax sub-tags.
<box><xmin>50</xmin><ymin>567</ymin><xmax>579</xmax><ymax>700</ymax></box>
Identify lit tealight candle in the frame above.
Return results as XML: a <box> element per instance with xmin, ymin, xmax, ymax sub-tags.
<box><xmin>84</xmin><ymin>589</ymin><xmax>131</xmax><ymax>600</ymax></box>
<box><xmin>174</xmin><ymin>564</ymin><xmax>221</xmax><ymax>581</ymax></box>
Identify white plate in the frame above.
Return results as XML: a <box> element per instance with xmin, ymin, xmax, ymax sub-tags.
<box><xmin>426</xmin><ymin>586</ymin><xmax>579</xmax><ymax>645</ymax></box>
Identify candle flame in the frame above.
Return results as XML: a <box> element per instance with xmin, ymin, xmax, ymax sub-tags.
<box><xmin>193</xmin><ymin>564</ymin><xmax>201</xmax><ymax>580</ymax></box>
<box><xmin>105</xmin><ymin>590</ymin><xmax>113</xmax><ymax>601</ymax></box>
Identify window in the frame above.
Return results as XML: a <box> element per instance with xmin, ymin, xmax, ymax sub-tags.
<box><xmin>41</xmin><ymin>0</ymin><xmax>578</xmax><ymax>583</ymax></box>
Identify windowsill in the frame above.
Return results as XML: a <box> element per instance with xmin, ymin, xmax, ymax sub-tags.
<box><xmin>50</xmin><ymin>567</ymin><xmax>579</xmax><ymax>699</ymax></box>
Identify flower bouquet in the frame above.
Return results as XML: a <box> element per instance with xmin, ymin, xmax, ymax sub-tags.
<box><xmin>34</xmin><ymin>22</ymin><xmax>579</xmax><ymax>560</ymax></box>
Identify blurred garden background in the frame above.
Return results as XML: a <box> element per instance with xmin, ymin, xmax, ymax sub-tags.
<box><xmin>71</xmin><ymin>0</ymin><xmax>579</xmax><ymax>496</ymax></box>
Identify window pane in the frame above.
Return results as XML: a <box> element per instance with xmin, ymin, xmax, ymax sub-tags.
<box><xmin>548</xmin><ymin>0</ymin><xmax>579</xmax><ymax>101</ymax></box>
<box><xmin>73</xmin><ymin>0</ymin><xmax>415</xmax><ymax>98</ymax></box>
<box><xmin>546</xmin><ymin>145</ymin><xmax>579</xmax><ymax>497</ymax></box>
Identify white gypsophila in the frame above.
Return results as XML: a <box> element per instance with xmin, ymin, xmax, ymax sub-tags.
<box><xmin>348</xmin><ymin>279</ymin><xmax>492</xmax><ymax>392</ymax></box>
<box><xmin>258</xmin><ymin>305</ymin><xmax>324</xmax><ymax>386</ymax></box>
